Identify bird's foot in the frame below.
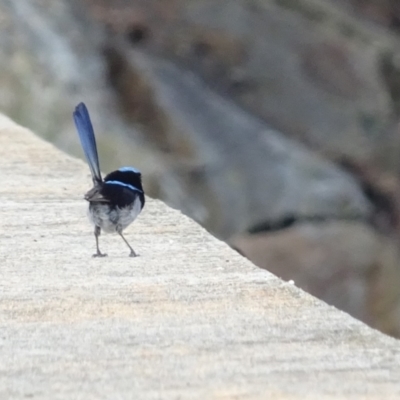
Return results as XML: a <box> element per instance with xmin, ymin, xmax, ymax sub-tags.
<box><xmin>93</xmin><ymin>252</ymin><xmax>108</xmax><ymax>258</ymax></box>
<box><xmin>129</xmin><ymin>251</ymin><xmax>138</xmax><ymax>258</ymax></box>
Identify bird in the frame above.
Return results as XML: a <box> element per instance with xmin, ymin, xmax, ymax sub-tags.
<box><xmin>73</xmin><ymin>102</ymin><xmax>145</xmax><ymax>257</ymax></box>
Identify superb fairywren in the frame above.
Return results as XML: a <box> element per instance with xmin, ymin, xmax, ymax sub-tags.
<box><xmin>73</xmin><ymin>102</ymin><xmax>145</xmax><ymax>257</ymax></box>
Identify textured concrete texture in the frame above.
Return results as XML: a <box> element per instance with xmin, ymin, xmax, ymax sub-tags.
<box><xmin>0</xmin><ymin>114</ymin><xmax>400</xmax><ymax>399</ymax></box>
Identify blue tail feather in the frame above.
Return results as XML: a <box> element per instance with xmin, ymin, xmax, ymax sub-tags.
<box><xmin>73</xmin><ymin>102</ymin><xmax>102</xmax><ymax>183</ymax></box>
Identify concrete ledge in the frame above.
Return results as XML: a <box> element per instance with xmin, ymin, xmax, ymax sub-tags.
<box><xmin>0</xmin><ymin>115</ymin><xmax>399</xmax><ymax>398</ymax></box>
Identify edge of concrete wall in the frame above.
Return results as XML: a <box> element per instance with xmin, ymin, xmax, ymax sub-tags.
<box><xmin>0</xmin><ymin>114</ymin><xmax>399</xmax><ymax>399</ymax></box>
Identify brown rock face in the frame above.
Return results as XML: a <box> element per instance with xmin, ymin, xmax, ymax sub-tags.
<box><xmin>344</xmin><ymin>0</ymin><xmax>400</xmax><ymax>29</ymax></box>
<box><xmin>84</xmin><ymin>0</ymin><xmax>397</xmax><ymax>167</ymax></box>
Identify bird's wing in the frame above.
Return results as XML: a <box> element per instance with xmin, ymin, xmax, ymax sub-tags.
<box><xmin>84</xmin><ymin>186</ymin><xmax>110</xmax><ymax>202</ymax></box>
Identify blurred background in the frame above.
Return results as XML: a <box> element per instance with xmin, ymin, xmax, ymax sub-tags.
<box><xmin>2</xmin><ymin>0</ymin><xmax>400</xmax><ymax>337</ymax></box>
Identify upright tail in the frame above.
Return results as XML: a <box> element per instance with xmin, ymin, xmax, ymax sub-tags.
<box><xmin>73</xmin><ymin>102</ymin><xmax>102</xmax><ymax>184</ymax></box>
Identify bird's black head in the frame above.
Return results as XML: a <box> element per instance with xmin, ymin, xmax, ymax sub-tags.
<box><xmin>104</xmin><ymin>167</ymin><xmax>144</xmax><ymax>193</ymax></box>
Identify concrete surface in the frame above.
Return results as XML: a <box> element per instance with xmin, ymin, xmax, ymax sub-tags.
<box><xmin>0</xmin><ymin>113</ymin><xmax>399</xmax><ymax>399</ymax></box>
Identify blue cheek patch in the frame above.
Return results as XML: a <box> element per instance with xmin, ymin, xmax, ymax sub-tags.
<box><xmin>119</xmin><ymin>166</ymin><xmax>141</xmax><ymax>174</ymax></box>
<box><xmin>105</xmin><ymin>180</ymin><xmax>143</xmax><ymax>193</ymax></box>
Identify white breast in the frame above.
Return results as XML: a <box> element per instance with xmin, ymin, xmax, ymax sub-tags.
<box><xmin>88</xmin><ymin>197</ymin><xmax>143</xmax><ymax>234</ymax></box>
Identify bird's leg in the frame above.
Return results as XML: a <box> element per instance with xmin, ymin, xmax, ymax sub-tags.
<box><xmin>118</xmin><ymin>231</ymin><xmax>137</xmax><ymax>257</ymax></box>
<box><xmin>93</xmin><ymin>226</ymin><xmax>107</xmax><ymax>257</ymax></box>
